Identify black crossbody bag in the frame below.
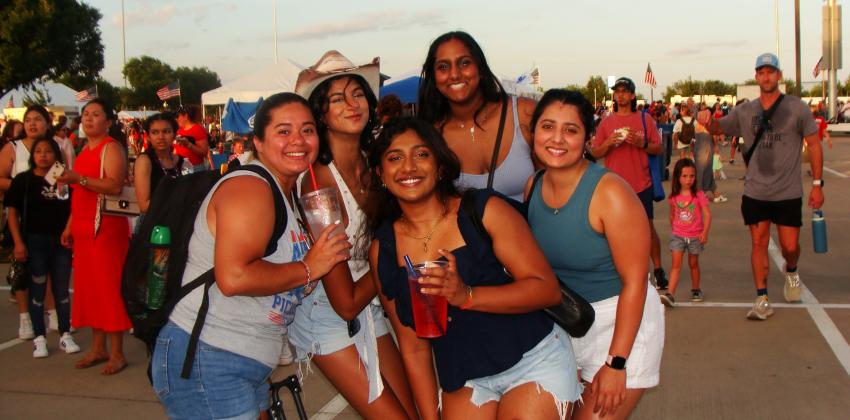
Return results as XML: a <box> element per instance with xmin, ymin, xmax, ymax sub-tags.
<box><xmin>743</xmin><ymin>94</ymin><xmax>784</xmax><ymax>166</ymax></box>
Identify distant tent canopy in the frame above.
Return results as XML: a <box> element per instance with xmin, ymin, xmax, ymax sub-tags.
<box><xmin>222</xmin><ymin>97</ymin><xmax>263</xmax><ymax>134</ymax></box>
<box><xmin>380</xmin><ymin>75</ymin><xmax>420</xmax><ymax>104</ymax></box>
<box><xmin>201</xmin><ymin>58</ymin><xmax>303</xmax><ymax>106</ymax></box>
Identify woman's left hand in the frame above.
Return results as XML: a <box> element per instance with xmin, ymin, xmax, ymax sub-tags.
<box><xmin>56</xmin><ymin>169</ymin><xmax>82</xmax><ymax>185</ymax></box>
<box><xmin>591</xmin><ymin>364</ymin><xmax>627</xmax><ymax>417</ymax></box>
<box><xmin>418</xmin><ymin>249</ymin><xmax>468</xmax><ymax>307</ymax></box>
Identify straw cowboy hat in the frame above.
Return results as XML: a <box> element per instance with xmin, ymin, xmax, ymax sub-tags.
<box><xmin>294</xmin><ymin>50</ymin><xmax>381</xmax><ymax>99</ymax></box>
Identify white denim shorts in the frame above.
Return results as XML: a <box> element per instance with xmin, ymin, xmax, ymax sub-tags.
<box><xmin>571</xmin><ymin>284</ymin><xmax>665</xmax><ymax>388</ymax></box>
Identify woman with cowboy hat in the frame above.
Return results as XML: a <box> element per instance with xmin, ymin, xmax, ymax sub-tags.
<box><xmin>288</xmin><ymin>51</ymin><xmax>417</xmax><ymax>419</ymax></box>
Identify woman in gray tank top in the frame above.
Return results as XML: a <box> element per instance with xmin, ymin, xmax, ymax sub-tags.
<box><xmin>526</xmin><ymin>90</ymin><xmax>665</xmax><ymax>419</ymax></box>
<box><xmin>418</xmin><ymin>31</ymin><xmax>536</xmax><ymax>201</ymax></box>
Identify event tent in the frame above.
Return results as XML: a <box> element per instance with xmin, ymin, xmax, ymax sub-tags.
<box><xmin>1</xmin><ymin>81</ymin><xmax>80</xmax><ymax>109</ymax></box>
<box><xmin>201</xmin><ymin>58</ymin><xmax>303</xmax><ymax>106</ymax></box>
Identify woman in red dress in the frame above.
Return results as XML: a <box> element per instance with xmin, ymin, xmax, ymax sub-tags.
<box><xmin>57</xmin><ymin>98</ymin><xmax>132</xmax><ymax>375</ymax></box>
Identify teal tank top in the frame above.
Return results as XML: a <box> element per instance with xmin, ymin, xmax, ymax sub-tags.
<box><xmin>528</xmin><ymin>163</ymin><xmax>622</xmax><ymax>303</ymax></box>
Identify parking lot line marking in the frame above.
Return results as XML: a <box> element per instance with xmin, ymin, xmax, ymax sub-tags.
<box><xmin>672</xmin><ymin>302</ymin><xmax>850</xmax><ymax>309</ymax></box>
<box><xmin>824</xmin><ymin>166</ymin><xmax>849</xmax><ymax>178</ymax></box>
<box><xmin>0</xmin><ymin>338</ymin><xmax>23</xmax><ymax>351</ymax></box>
<box><xmin>309</xmin><ymin>393</ymin><xmax>348</xmax><ymax>420</ymax></box>
<box><xmin>768</xmin><ymin>237</ymin><xmax>850</xmax><ymax>377</ymax></box>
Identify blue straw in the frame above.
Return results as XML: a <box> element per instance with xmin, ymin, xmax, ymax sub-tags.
<box><xmin>403</xmin><ymin>255</ymin><xmax>416</xmax><ymax>278</ymax></box>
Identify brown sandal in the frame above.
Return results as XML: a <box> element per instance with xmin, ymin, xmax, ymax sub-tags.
<box><xmin>101</xmin><ymin>358</ymin><xmax>128</xmax><ymax>375</ymax></box>
<box><xmin>75</xmin><ymin>353</ymin><xmax>109</xmax><ymax>369</ymax></box>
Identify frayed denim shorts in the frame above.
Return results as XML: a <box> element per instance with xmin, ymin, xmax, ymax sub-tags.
<box><xmin>152</xmin><ymin>322</ymin><xmax>273</xmax><ymax>420</ymax></box>
<box><xmin>457</xmin><ymin>325</ymin><xmax>583</xmax><ymax>418</ymax></box>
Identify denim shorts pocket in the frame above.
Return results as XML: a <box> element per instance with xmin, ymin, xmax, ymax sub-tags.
<box><xmin>152</xmin><ymin>336</ymin><xmax>170</xmax><ymax>398</ymax></box>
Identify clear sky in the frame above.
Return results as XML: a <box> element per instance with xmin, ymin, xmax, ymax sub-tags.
<box><xmin>84</xmin><ymin>0</ymin><xmax>848</xmax><ymax>99</ymax></box>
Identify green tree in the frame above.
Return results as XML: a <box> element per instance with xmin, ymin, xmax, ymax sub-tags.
<box><xmin>564</xmin><ymin>76</ymin><xmax>610</xmax><ymax>105</ymax></box>
<box><xmin>122</xmin><ymin>56</ymin><xmax>175</xmax><ymax>108</ymax></box>
<box><xmin>172</xmin><ymin>66</ymin><xmax>221</xmax><ymax>105</ymax></box>
<box><xmin>21</xmin><ymin>83</ymin><xmax>52</xmax><ymax>106</ymax></box>
<box><xmin>0</xmin><ymin>0</ymin><xmax>104</xmax><ymax>98</ymax></box>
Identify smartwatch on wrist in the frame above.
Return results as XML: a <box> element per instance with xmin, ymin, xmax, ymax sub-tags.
<box><xmin>606</xmin><ymin>354</ymin><xmax>627</xmax><ymax>370</ymax></box>
<box><xmin>812</xmin><ymin>179</ymin><xmax>824</xmax><ymax>187</ymax></box>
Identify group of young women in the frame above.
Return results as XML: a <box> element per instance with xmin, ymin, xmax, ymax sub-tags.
<box><xmin>145</xmin><ymin>31</ymin><xmax>664</xmax><ymax>420</ymax></box>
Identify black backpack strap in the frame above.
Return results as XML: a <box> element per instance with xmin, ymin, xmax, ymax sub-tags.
<box><xmin>228</xmin><ymin>164</ymin><xmax>288</xmax><ymax>255</ymax></box>
<box><xmin>744</xmin><ymin>94</ymin><xmax>785</xmax><ymax>166</ymax></box>
<box><xmin>180</xmin><ymin>269</ymin><xmax>216</xmax><ymax>379</ymax></box>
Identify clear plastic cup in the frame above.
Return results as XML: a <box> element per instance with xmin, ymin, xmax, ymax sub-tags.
<box><xmin>298</xmin><ymin>187</ymin><xmax>344</xmax><ymax>240</ymax></box>
<box><xmin>408</xmin><ymin>260</ymin><xmax>449</xmax><ymax>338</ymax></box>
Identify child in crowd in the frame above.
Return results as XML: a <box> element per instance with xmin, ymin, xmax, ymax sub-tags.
<box><xmin>661</xmin><ymin>158</ymin><xmax>712</xmax><ymax>307</ymax></box>
<box><xmin>713</xmin><ymin>147</ymin><xmax>726</xmax><ymax>180</ymax></box>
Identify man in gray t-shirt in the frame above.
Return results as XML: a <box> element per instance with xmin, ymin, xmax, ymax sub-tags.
<box><xmin>710</xmin><ymin>53</ymin><xmax>824</xmax><ymax>321</ymax></box>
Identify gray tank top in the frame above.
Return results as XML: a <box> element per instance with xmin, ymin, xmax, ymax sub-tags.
<box><xmin>454</xmin><ymin>96</ymin><xmax>534</xmax><ymax>201</ymax></box>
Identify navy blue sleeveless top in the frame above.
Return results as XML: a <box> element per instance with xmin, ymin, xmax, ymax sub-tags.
<box><xmin>375</xmin><ymin>189</ymin><xmax>552</xmax><ymax>392</ymax></box>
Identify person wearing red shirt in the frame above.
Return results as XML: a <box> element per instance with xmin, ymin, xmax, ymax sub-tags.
<box><xmin>174</xmin><ymin>105</ymin><xmax>209</xmax><ymax>171</ymax></box>
<box><xmin>591</xmin><ymin>77</ymin><xmax>667</xmax><ymax>290</ymax></box>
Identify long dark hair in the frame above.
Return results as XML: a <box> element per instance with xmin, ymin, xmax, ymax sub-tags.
<box><xmin>417</xmin><ymin>31</ymin><xmax>506</xmax><ymax>128</ymax></box>
<box><xmin>23</xmin><ymin>105</ymin><xmax>54</xmax><ymax>139</ymax></box>
<box><xmin>364</xmin><ymin>117</ymin><xmax>461</xmax><ymax>237</ymax></box>
<box><xmin>531</xmin><ymin>89</ymin><xmax>597</xmax><ymax>162</ymax></box>
<box><xmin>670</xmin><ymin>158</ymin><xmax>697</xmax><ymax>198</ymax></box>
<box><xmin>307</xmin><ymin>75</ymin><xmax>378</xmax><ymax>165</ymax></box>
<box><xmin>27</xmin><ymin>137</ymin><xmax>64</xmax><ymax>169</ymax></box>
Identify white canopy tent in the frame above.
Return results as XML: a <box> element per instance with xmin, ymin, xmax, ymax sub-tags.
<box><xmin>1</xmin><ymin>81</ymin><xmax>80</xmax><ymax>109</ymax></box>
<box><xmin>201</xmin><ymin>58</ymin><xmax>304</xmax><ymax>106</ymax></box>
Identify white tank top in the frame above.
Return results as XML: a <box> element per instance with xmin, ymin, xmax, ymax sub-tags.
<box><xmin>11</xmin><ymin>141</ymin><xmax>30</xmax><ymax>177</ymax></box>
<box><xmin>327</xmin><ymin>161</ymin><xmax>370</xmax><ymax>281</ymax></box>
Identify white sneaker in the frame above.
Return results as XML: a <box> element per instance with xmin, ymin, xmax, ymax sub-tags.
<box><xmin>713</xmin><ymin>194</ymin><xmax>729</xmax><ymax>203</ymax></box>
<box><xmin>33</xmin><ymin>336</ymin><xmax>48</xmax><ymax>358</ymax></box>
<box><xmin>784</xmin><ymin>271</ymin><xmax>802</xmax><ymax>303</ymax></box>
<box><xmin>47</xmin><ymin>310</ymin><xmax>59</xmax><ymax>332</ymax></box>
<box><xmin>19</xmin><ymin>315</ymin><xmax>34</xmax><ymax>340</ymax></box>
<box><xmin>59</xmin><ymin>332</ymin><xmax>81</xmax><ymax>354</ymax></box>
<box><xmin>278</xmin><ymin>337</ymin><xmax>294</xmax><ymax>366</ymax></box>
<box><xmin>746</xmin><ymin>296</ymin><xmax>775</xmax><ymax>320</ymax></box>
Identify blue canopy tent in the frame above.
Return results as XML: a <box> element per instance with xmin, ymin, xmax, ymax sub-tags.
<box><xmin>222</xmin><ymin>97</ymin><xmax>264</xmax><ymax>134</ymax></box>
<box><xmin>379</xmin><ymin>76</ymin><xmax>421</xmax><ymax>104</ymax></box>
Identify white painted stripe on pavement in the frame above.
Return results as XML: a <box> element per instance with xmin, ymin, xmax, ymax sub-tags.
<box><xmin>767</xmin><ymin>238</ymin><xmax>850</xmax><ymax>377</ymax></box>
<box><xmin>309</xmin><ymin>394</ymin><xmax>349</xmax><ymax>420</ymax></box>
<box><xmin>824</xmin><ymin>166</ymin><xmax>849</xmax><ymax>178</ymax></box>
<box><xmin>0</xmin><ymin>338</ymin><xmax>23</xmax><ymax>351</ymax></box>
<box><xmin>673</xmin><ymin>301</ymin><xmax>850</xmax><ymax>309</ymax></box>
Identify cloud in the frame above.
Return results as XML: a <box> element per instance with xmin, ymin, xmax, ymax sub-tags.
<box><xmin>283</xmin><ymin>10</ymin><xmax>445</xmax><ymax>41</ymax></box>
<box><xmin>667</xmin><ymin>41</ymin><xmax>745</xmax><ymax>57</ymax></box>
<box><xmin>111</xmin><ymin>4</ymin><xmax>178</xmax><ymax>27</ymax></box>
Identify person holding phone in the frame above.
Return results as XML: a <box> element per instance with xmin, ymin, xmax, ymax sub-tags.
<box><xmin>174</xmin><ymin>105</ymin><xmax>210</xmax><ymax>172</ymax></box>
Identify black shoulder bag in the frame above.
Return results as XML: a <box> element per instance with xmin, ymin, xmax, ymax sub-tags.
<box><xmin>743</xmin><ymin>94</ymin><xmax>784</xmax><ymax>167</ymax></box>
<box><xmin>462</xmin><ymin>187</ymin><xmax>595</xmax><ymax>338</ymax></box>
<box><xmin>6</xmin><ymin>174</ymin><xmax>31</xmax><ymax>291</ymax></box>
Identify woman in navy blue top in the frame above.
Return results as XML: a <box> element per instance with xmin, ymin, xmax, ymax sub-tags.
<box><xmin>365</xmin><ymin>117</ymin><xmax>582</xmax><ymax>420</ymax></box>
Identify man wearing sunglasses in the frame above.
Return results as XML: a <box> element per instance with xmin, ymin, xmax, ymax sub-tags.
<box><xmin>708</xmin><ymin>53</ymin><xmax>824</xmax><ymax>321</ymax></box>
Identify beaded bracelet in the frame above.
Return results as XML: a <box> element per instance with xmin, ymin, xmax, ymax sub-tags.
<box><xmin>460</xmin><ymin>285</ymin><xmax>474</xmax><ymax>310</ymax></box>
<box><xmin>298</xmin><ymin>260</ymin><xmax>311</xmax><ymax>286</ymax></box>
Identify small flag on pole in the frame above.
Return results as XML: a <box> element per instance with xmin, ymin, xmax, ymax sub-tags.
<box><xmin>157</xmin><ymin>81</ymin><xmax>181</xmax><ymax>100</ymax></box>
<box><xmin>75</xmin><ymin>86</ymin><xmax>98</xmax><ymax>102</ymax></box>
<box><xmin>644</xmin><ymin>63</ymin><xmax>657</xmax><ymax>89</ymax></box>
<box><xmin>5</xmin><ymin>95</ymin><xmax>13</xmax><ymax>108</ymax></box>
<box><xmin>812</xmin><ymin>56</ymin><xmax>823</xmax><ymax>77</ymax></box>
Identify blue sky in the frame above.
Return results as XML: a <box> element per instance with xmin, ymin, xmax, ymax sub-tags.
<box><xmin>84</xmin><ymin>0</ymin><xmax>847</xmax><ymax>99</ymax></box>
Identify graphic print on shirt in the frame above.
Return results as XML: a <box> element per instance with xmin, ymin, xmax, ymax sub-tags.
<box><xmin>267</xmin><ymin>225</ymin><xmax>312</xmax><ymax>327</ymax></box>
<box><xmin>675</xmin><ymin>196</ymin><xmax>696</xmax><ymax>227</ymax></box>
<box><xmin>40</xmin><ymin>183</ymin><xmax>60</xmax><ymax>200</ymax></box>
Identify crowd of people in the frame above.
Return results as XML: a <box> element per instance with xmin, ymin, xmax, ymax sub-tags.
<box><xmin>0</xmin><ymin>30</ymin><xmax>829</xmax><ymax>419</ymax></box>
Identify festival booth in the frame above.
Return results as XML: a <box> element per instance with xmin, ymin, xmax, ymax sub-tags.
<box><xmin>1</xmin><ymin>82</ymin><xmax>81</xmax><ymax>121</ymax></box>
<box><xmin>201</xmin><ymin>58</ymin><xmax>303</xmax><ymax>106</ymax></box>
<box><xmin>380</xmin><ymin>68</ymin><xmax>422</xmax><ymax>103</ymax></box>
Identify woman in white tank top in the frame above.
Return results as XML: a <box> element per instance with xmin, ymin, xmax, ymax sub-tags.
<box><xmin>0</xmin><ymin>105</ymin><xmax>57</xmax><ymax>341</ymax></box>
<box><xmin>288</xmin><ymin>51</ymin><xmax>417</xmax><ymax>419</ymax></box>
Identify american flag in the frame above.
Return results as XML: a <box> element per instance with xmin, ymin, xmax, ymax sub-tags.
<box><xmin>267</xmin><ymin>310</ymin><xmax>284</xmax><ymax>325</ymax></box>
<box><xmin>156</xmin><ymin>81</ymin><xmax>181</xmax><ymax>100</ymax></box>
<box><xmin>812</xmin><ymin>56</ymin><xmax>823</xmax><ymax>77</ymax></box>
<box><xmin>645</xmin><ymin>63</ymin><xmax>657</xmax><ymax>89</ymax></box>
<box><xmin>75</xmin><ymin>86</ymin><xmax>97</xmax><ymax>102</ymax></box>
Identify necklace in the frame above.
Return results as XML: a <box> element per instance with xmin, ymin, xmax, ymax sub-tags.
<box><xmin>333</xmin><ymin>160</ymin><xmax>366</xmax><ymax>194</ymax></box>
<box><xmin>401</xmin><ymin>209</ymin><xmax>446</xmax><ymax>252</ymax></box>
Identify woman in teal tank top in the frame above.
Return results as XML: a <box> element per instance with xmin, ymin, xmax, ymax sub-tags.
<box><xmin>525</xmin><ymin>90</ymin><xmax>665</xmax><ymax>419</ymax></box>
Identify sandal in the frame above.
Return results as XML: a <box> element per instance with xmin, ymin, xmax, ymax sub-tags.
<box><xmin>101</xmin><ymin>358</ymin><xmax>128</xmax><ymax>376</ymax></box>
<box><xmin>76</xmin><ymin>353</ymin><xmax>109</xmax><ymax>369</ymax></box>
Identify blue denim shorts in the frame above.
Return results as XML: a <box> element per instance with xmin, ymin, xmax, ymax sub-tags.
<box><xmin>152</xmin><ymin>322</ymin><xmax>273</xmax><ymax>420</ymax></box>
<box><xmin>458</xmin><ymin>325</ymin><xmax>583</xmax><ymax>415</ymax></box>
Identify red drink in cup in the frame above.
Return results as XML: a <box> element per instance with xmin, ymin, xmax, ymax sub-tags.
<box><xmin>408</xmin><ymin>261</ymin><xmax>449</xmax><ymax>338</ymax></box>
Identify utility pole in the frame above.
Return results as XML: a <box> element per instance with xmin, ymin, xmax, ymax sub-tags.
<box><xmin>122</xmin><ymin>0</ymin><xmax>127</xmax><ymax>87</ymax></box>
<box><xmin>273</xmin><ymin>0</ymin><xmax>279</xmax><ymax>64</ymax></box>
<box><xmin>794</xmin><ymin>0</ymin><xmax>801</xmax><ymax>96</ymax></box>
<box><xmin>824</xmin><ymin>0</ymin><xmax>843</xmax><ymax>120</ymax></box>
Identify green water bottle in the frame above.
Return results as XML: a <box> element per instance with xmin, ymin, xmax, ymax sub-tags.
<box><xmin>146</xmin><ymin>226</ymin><xmax>171</xmax><ymax>310</ymax></box>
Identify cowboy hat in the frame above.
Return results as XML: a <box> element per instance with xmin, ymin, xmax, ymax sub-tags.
<box><xmin>294</xmin><ymin>50</ymin><xmax>380</xmax><ymax>99</ymax></box>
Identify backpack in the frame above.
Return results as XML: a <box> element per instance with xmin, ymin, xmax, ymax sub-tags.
<box><xmin>679</xmin><ymin>117</ymin><xmax>695</xmax><ymax>145</ymax></box>
<box><xmin>122</xmin><ymin>163</ymin><xmax>287</xmax><ymax>381</ymax></box>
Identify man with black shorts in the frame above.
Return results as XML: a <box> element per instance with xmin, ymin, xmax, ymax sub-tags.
<box><xmin>710</xmin><ymin>53</ymin><xmax>825</xmax><ymax>320</ymax></box>
<box><xmin>591</xmin><ymin>77</ymin><xmax>667</xmax><ymax>289</ymax></box>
